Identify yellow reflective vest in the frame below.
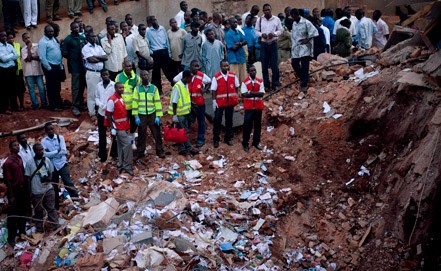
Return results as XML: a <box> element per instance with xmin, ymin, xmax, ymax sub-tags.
<box><xmin>132</xmin><ymin>83</ymin><xmax>163</xmax><ymax>117</ymax></box>
<box><xmin>13</xmin><ymin>42</ymin><xmax>22</xmax><ymax>74</ymax></box>
<box><xmin>115</xmin><ymin>70</ymin><xmax>140</xmax><ymax>110</ymax></box>
<box><xmin>168</xmin><ymin>81</ymin><xmax>191</xmax><ymax>116</ymax></box>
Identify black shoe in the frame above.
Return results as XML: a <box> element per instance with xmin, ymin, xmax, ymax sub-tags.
<box><xmin>74</xmin><ymin>12</ymin><xmax>82</xmax><ymax>16</ymax></box>
<box><xmin>253</xmin><ymin>144</ymin><xmax>263</xmax><ymax>150</ymax></box>
<box><xmin>243</xmin><ymin>145</ymin><xmax>249</xmax><ymax>152</ymax></box>
<box><xmin>31</xmin><ymin>24</ymin><xmax>37</xmax><ymax>28</ymax></box>
<box><xmin>225</xmin><ymin>140</ymin><xmax>233</xmax><ymax>146</ymax></box>
<box><xmin>179</xmin><ymin>150</ymin><xmax>188</xmax><ymax>156</ymax></box>
<box><xmin>69</xmin><ymin>14</ymin><xmax>75</xmax><ymax>19</ymax></box>
<box><xmin>196</xmin><ymin>142</ymin><xmax>205</xmax><ymax>147</ymax></box>
<box><xmin>189</xmin><ymin>149</ymin><xmax>200</xmax><ymax>155</ymax></box>
<box><xmin>213</xmin><ymin>141</ymin><xmax>219</xmax><ymax>148</ymax></box>
<box><xmin>103</xmin><ymin>6</ymin><xmax>108</xmax><ymax>12</ymax></box>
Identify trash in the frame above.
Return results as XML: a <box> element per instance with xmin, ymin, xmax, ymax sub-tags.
<box><xmin>217</xmin><ymin>227</ymin><xmax>239</xmax><ymax>243</ymax></box>
<box><xmin>266</xmin><ymin>126</ymin><xmax>274</xmax><ymax>132</ymax></box>
<box><xmin>135</xmin><ymin>247</ymin><xmax>182</xmax><ymax>269</ymax></box>
<box><xmin>289</xmin><ymin>127</ymin><xmax>295</xmax><ymax>136</ymax></box>
<box><xmin>219</xmin><ymin>242</ymin><xmax>236</xmax><ymax>252</ymax></box>
<box><xmin>103</xmin><ymin>235</ymin><xmax>126</xmax><ymax>254</ymax></box>
<box><xmin>132</xmin><ymin>231</ymin><xmax>153</xmax><ymax>245</ymax></box>
<box><xmin>83</xmin><ymin>198</ymin><xmax>120</xmax><ymax>229</ymax></box>
<box><xmin>183</xmin><ymin>170</ymin><xmax>202</xmax><ymax>182</ymax></box>
<box><xmin>186</xmin><ymin>160</ymin><xmax>203</xmax><ymax>170</ymax></box>
<box><xmin>213</xmin><ymin>156</ymin><xmax>226</xmax><ymax>168</ymax></box>
<box><xmin>253</xmin><ymin>218</ymin><xmax>266</xmax><ymax>231</ymax></box>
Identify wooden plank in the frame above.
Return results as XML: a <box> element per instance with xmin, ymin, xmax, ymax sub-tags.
<box><xmin>402</xmin><ymin>1</ymin><xmax>435</xmax><ymax>27</ymax></box>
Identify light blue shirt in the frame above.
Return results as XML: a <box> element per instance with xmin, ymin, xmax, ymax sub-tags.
<box><xmin>42</xmin><ymin>134</ymin><xmax>67</xmax><ymax>171</ymax></box>
<box><xmin>0</xmin><ymin>41</ymin><xmax>18</xmax><ymax>68</ymax></box>
<box><xmin>147</xmin><ymin>25</ymin><xmax>171</xmax><ymax>56</ymax></box>
<box><xmin>38</xmin><ymin>35</ymin><xmax>62</xmax><ymax>70</ymax></box>
<box><xmin>356</xmin><ymin>17</ymin><xmax>377</xmax><ymax>49</ymax></box>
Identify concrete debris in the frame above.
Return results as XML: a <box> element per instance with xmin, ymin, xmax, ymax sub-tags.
<box><xmin>82</xmin><ymin>197</ymin><xmax>120</xmax><ymax>229</ymax></box>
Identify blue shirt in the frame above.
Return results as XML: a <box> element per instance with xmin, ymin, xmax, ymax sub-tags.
<box><xmin>42</xmin><ymin>134</ymin><xmax>67</xmax><ymax>171</ymax></box>
<box><xmin>322</xmin><ymin>16</ymin><xmax>335</xmax><ymax>42</ymax></box>
<box><xmin>147</xmin><ymin>25</ymin><xmax>171</xmax><ymax>56</ymax></box>
<box><xmin>225</xmin><ymin>29</ymin><xmax>246</xmax><ymax>64</ymax></box>
<box><xmin>38</xmin><ymin>35</ymin><xmax>62</xmax><ymax>70</ymax></box>
<box><xmin>0</xmin><ymin>41</ymin><xmax>18</xmax><ymax>68</ymax></box>
<box><xmin>242</xmin><ymin>25</ymin><xmax>260</xmax><ymax>49</ymax></box>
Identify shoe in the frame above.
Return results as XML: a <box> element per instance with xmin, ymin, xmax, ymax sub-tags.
<box><xmin>300</xmin><ymin>86</ymin><xmax>308</xmax><ymax>92</ymax></box>
<box><xmin>157</xmin><ymin>152</ymin><xmax>166</xmax><ymax>158</ymax></box>
<box><xmin>196</xmin><ymin>142</ymin><xmax>205</xmax><ymax>147</ymax></box>
<box><xmin>46</xmin><ymin>18</ymin><xmax>53</xmax><ymax>24</ymax></box>
<box><xmin>74</xmin><ymin>12</ymin><xmax>82</xmax><ymax>16</ymax></box>
<box><xmin>53</xmin><ymin>15</ymin><xmax>61</xmax><ymax>21</ymax></box>
<box><xmin>88</xmin><ymin>9</ymin><xmax>94</xmax><ymax>14</ymax></box>
<box><xmin>26</xmin><ymin>26</ymin><xmax>32</xmax><ymax>30</ymax></box>
<box><xmin>253</xmin><ymin>144</ymin><xmax>263</xmax><ymax>150</ymax></box>
<box><xmin>178</xmin><ymin>150</ymin><xmax>188</xmax><ymax>156</ymax></box>
<box><xmin>69</xmin><ymin>14</ymin><xmax>75</xmax><ymax>19</ymax></box>
<box><xmin>72</xmin><ymin>107</ymin><xmax>81</xmax><ymax>117</ymax></box>
<box><xmin>213</xmin><ymin>141</ymin><xmax>219</xmax><ymax>148</ymax></box>
<box><xmin>31</xmin><ymin>24</ymin><xmax>37</xmax><ymax>28</ymax></box>
<box><xmin>225</xmin><ymin>140</ymin><xmax>233</xmax><ymax>146</ymax></box>
<box><xmin>124</xmin><ymin>169</ymin><xmax>134</xmax><ymax>176</ymax></box>
<box><xmin>243</xmin><ymin>145</ymin><xmax>249</xmax><ymax>152</ymax></box>
<box><xmin>114</xmin><ymin>1</ymin><xmax>119</xmax><ymax>5</ymax></box>
<box><xmin>103</xmin><ymin>6</ymin><xmax>108</xmax><ymax>12</ymax></box>
<box><xmin>189</xmin><ymin>149</ymin><xmax>200</xmax><ymax>155</ymax></box>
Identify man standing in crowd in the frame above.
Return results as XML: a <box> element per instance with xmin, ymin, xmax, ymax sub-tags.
<box><xmin>169</xmin><ymin>70</ymin><xmax>199</xmax><ymax>156</ymax></box>
<box><xmin>241</xmin><ymin>65</ymin><xmax>264</xmax><ymax>152</ymax></box>
<box><xmin>106</xmin><ymin>82</ymin><xmax>134</xmax><ymax>175</ymax></box>
<box><xmin>290</xmin><ymin>8</ymin><xmax>318</xmax><ymax>94</ymax></box>
<box><xmin>242</xmin><ymin>5</ymin><xmax>259</xmax><ymax>26</ymax></box>
<box><xmin>206</xmin><ymin>12</ymin><xmax>225</xmax><ymax>44</ymax></box>
<box><xmin>132</xmin><ymin>70</ymin><xmax>165</xmax><ymax>159</ymax></box>
<box><xmin>125</xmin><ymin>14</ymin><xmax>138</xmax><ymax>35</ymax></box>
<box><xmin>17</xmin><ymin>133</ymin><xmax>34</xmax><ymax>168</ymax></box>
<box><xmin>62</xmin><ymin>22</ymin><xmax>87</xmax><ymax>117</ymax></box>
<box><xmin>23</xmin><ymin>0</ymin><xmax>38</xmax><ymax>30</ymax></box>
<box><xmin>95</xmin><ymin>69</ymin><xmax>116</xmax><ymax>162</ymax></box>
<box><xmin>147</xmin><ymin>15</ymin><xmax>174</xmax><ymax>94</ymax></box>
<box><xmin>278</xmin><ymin>17</ymin><xmax>292</xmax><ymax>65</ymax></box>
<box><xmin>373</xmin><ymin>10</ymin><xmax>389</xmax><ymax>49</ymax></box>
<box><xmin>26</xmin><ymin>143</ymin><xmax>58</xmax><ymax>233</ymax></box>
<box><xmin>355</xmin><ymin>9</ymin><xmax>377</xmax><ymax>50</ymax></box>
<box><xmin>39</xmin><ymin>25</ymin><xmax>64</xmax><ymax>112</ymax></box>
<box><xmin>46</xmin><ymin>0</ymin><xmax>61</xmax><ymax>23</ymax></box>
<box><xmin>311</xmin><ymin>17</ymin><xmax>327</xmax><ymax>59</ymax></box>
<box><xmin>133</xmin><ymin>24</ymin><xmax>153</xmax><ymax>75</ymax></box>
<box><xmin>2</xmin><ymin>141</ymin><xmax>30</xmax><ymax>247</ymax></box>
<box><xmin>255</xmin><ymin>4</ymin><xmax>283</xmax><ymax>91</ymax></box>
<box><xmin>175</xmin><ymin>1</ymin><xmax>188</xmax><ymax>29</ymax></box>
<box><xmin>226</xmin><ymin>17</ymin><xmax>247</xmax><ymax>83</ymax></box>
<box><xmin>68</xmin><ymin>0</ymin><xmax>82</xmax><ymax>19</ymax></box>
<box><xmin>0</xmin><ymin>31</ymin><xmax>18</xmax><ymax>115</ymax></box>
<box><xmin>167</xmin><ymin>18</ymin><xmax>187</xmax><ymax>77</ymax></box>
<box><xmin>82</xmin><ymin>32</ymin><xmax>108</xmax><ymax>118</ymax></box>
<box><xmin>87</xmin><ymin>0</ymin><xmax>108</xmax><ymax>13</ymax></box>
<box><xmin>101</xmin><ymin>23</ymin><xmax>127</xmax><ymax>80</ymax></box>
<box><xmin>42</xmin><ymin>123</ymin><xmax>79</xmax><ymax>209</ymax></box>
<box><xmin>211</xmin><ymin>60</ymin><xmax>240</xmax><ymax>148</ymax></box>
<box><xmin>181</xmin><ymin>21</ymin><xmax>203</xmax><ymax>70</ymax></box>
<box><xmin>201</xmin><ymin>29</ymin><xmax>224</xmax><ymax>79</ymax></box>
<box><xmin>243</xmin><ymin>14</ymin><xmax>259</xmax><ymax>65</ymax></box>
<box><xmin>7</xmin><ymin>32</ymin><xmax>26</xmax><ymax>111</ymax></box>
<box><xmin>174</xmin><ymin>60</ymin><xmax>211</xmax><ymax>147</ymax></box>
<box><xmin>22</xmin><ymin>33</ymin><xmax>47</xmax><ymax>110</ymax></box>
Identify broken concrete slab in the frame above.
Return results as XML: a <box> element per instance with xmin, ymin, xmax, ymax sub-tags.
<box><xmin>321</xmin><ymin>70</ymin><xmax>337</xmax><ymax>81</ymax></box>
<box><xmin>145</xmin><ymin>181</ymin><xmax>188</xmax><ymax>211</ymax></box>
<box><xmin>82</xmin><ymin>197</ymin><xmax>120</xmax><ymax>229</ymax></box>
<box><xmin>397</xmin><ymin>71</ymin><xmax>430</xmax><ymax>88</ymax></box>
<box><xmin>132</xmin><ymin>231</ymin><xmax>153</xmax><ymax>245</ymax></box>
<box><xmin>103</xmin><ymin>235</ymin><xmax>126</xmax><ymax>254</ymax></box>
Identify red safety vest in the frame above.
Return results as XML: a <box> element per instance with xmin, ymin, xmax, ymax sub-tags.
<box><xmin>104</xmin><ymin>93</ymin><xmax>130</xmax><ymax>131</ymax></box>
<box><xmin>214</xmin><ymin>71</ymin><xmax>238</xmax><ymax>107</ymax></box>
<box><xmin>189</xmin><ymin>71</ymin><xmax>205</xmax><ymax>105</ymax></box>
<box><xmin>242</xmin><ymin>77</ymin><xmax>264</xmax><ymax>110</ymax></box>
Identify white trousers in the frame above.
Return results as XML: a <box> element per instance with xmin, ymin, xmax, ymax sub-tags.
<box><xmin>86</xmin><ymin>70</ymin><xmax>101</xmax><ymax>116</ymax></box>
<box><xmin>24</xmin><ymin>0</ymin><xmax>38</xmax><ymax>27</ymax></box>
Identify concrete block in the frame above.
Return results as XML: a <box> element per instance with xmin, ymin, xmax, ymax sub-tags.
<box><xmin>83</xmin><ymin>198</ymin><xmax>119</xmax><ymax>229</ymax></box>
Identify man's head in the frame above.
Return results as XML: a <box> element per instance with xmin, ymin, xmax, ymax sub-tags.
<box><xmin>251</xmin><ymin>5</ymin><xmax>260</xmax><ymax>16</ymax></box>
<box><xmin>140</xmin><ymin>69</ymin><xmax>150</xmax><ymax>84</ymax></box>
<box><xmin>284</xmin><ymin>6</ymin><xmax>292</xmax><ymax>18</ymax></box>
<box><xmin>9</xmin><ymin>141</ymin><xmax>19</xmax><ymax>154</ymax></box>
<box><xmin>181</xmin><ymin>70</ymin><xmax>192</xmax><ymax>84</ymax></box>
<box><xmin>310</xmin><ymin>17</ymin><xmax>321</xmax><ymax>26</ymax></box>
<box><xmin>355</xmin><ymin>9</ymin><xmax>364</xmax><ymax>20</ymax></box>
<box><xmin>120</xmin><ymin>21</ymin><xmax>129</xmax><ymax>33</ymax></box>
<box><xmin>85</xmin><ymin>25</ymin><xmax>93</xmax><ymax>37</ymax></box>
<box><xmin>290</xmin><ymin>8</ymin><xmax>301</xmax><ymax>23</ymax></box>
<box><xmin>190</xmin><ymin>21</ymin><xmax>200</xmax><ymax>34</ymax></box>
<box><xmin>170</xmin><ymin>18</ymin><xmax>178</xmax><ymax>30</ymax></box>
<box><xmin>373</xmin><ymin>10</ymin><xmax>382</xmax><ymax>21</ymax></box>
<box><xmin>0</xmin><ymin>31</ymin><xmax>7</xmax><ymax>43</ymax></box>
<box><xmin>51</xmin><ymin>23</ymin><xmax>60</xmax><ymax>37</ymax></box>
<box><xmin>44</xmin><ymin>25</ymin><xmax>55</xmax><ymax>39</ymax></box>
<box><xmin>180</xmin><ymin>1</ymin><xmax>188</xmax><ymax>12</ymax></box>
<box><xmin>107</xmin><ymin>24</ymin><xmax>116</xmax><ymax>36</ymax></box>
<box><xmin>205</xmin><ymin>29</ymin><xmax>215</xmax><ymax>42</ymax></box>
<box><xmin>110</xmin><ymin>20</ymin><xmax>119</xmax><ymax>33</ymax></box>
<box><xmin>44</xmin><ymin>123</ymin><xmax>55</xmax><ymax>138</ymax></box>
<box><xmin>22</xmin><ymin>32</ymin><xmax>31</xmax><ymax>45</ymax></box>
<box><xmin>101</xmin><ymin>69</ymin><xmax>110</xmax><ymax>83</ymax></box>
<box><xmin>229</xmin><ymin>18</ymin><xmax>237</xmax><ymax>30</ymax></box>
<box><xmin>213</xmin><ymin>12</ymin><xmax>222</xmax><ymax>24</ymax></box>
<box><xmin>6</xmin><ymin>32</ymin><xmax>15</xmax><ymax>45</ymax></box>
<box><xmin>220</xmin><ymin>60</ymin><xmax>229</xmax><ymax>73</ymax></box>
<box><xmin>248</xmin><ymin>65</ymin><xmax>256</xmax><ymax>79</ymax></box>
<box><xmin>199</xmin><ymin>11</ymin><xmax>208</xmax><ymax>23</ymax></box>
<box><xmin>148</xmin><ymin>16</ymin><xmax>159</xmax><ymax>29</ymax></box>
<box><xmin>105</xmin><ymin>16</ymin><xmax>113</xmax><ymax>25</ymax></box>
<box><xmin>263</xmin><ymin>4</ymin><xmax>272</xmax><ymax>18</ymax></box>
<box><xmin>245</xmin><ymin>14</ymin><xmax>253</xmax><ymax>27</ymax></box>
<box><xmin>88</xmin><ymin>32</ymin><xmax>98</xmax><ymax>44</ymax></box>
<box><xmin>70</xmin><ymin>22</ymin><xmax>79</xmax><ymax>36</ymax></box>
<box><xmin>234</xmin><ymin>15</ymin><xmax>242</xmax><ymax>26</ymax></box>
<box><xmin>125</xmin><ymin>14</ymin><xmax>133</xmax><ymax>26</ymax></box>
<box><xmin>285</xmin><ymin>17</ymin><xmax>294</xmax><ymax>31</ymax></box>
<box><xmin>17</xmin><ymin>133</ymin><xmax>27</xmax><ymax>146</ymax></box>
<box><xmin>115</xmin><ymin>82</ymin><xmax>124</xmax><ymax>95</ymax></box>
<box><xmin>74</xmin><ymin>17</ymin><xmax>84</xmax><ymax>31</ymax></box>
<box><xmin>138</xmin><ymin>24</ymin><xmax>147</xmax><ymax>37</ymax></box>
<box><xmin>33</xmin><ymin>143</ymin><xmax>44</xmax><ymax>158</ymax></box>
<box><xmin>189</xmin><ymin>60</ymin><xmax>200</xmax><ymax>74</ymax></box>
<box><xmin>277</xmin><ymin>13</ymin><xmax>285</xmax><ymax>22</ymax></box>
<box><xmin>313</xmin><ymin>8</ymin><xmax>320</xmax><ymax>18</ymax></box>
<box><xmin>184</xmin><ymin>11</ymin><xmax>192</xmax><ymax>23</ymax></box>
<box><xmin>223</xmin><ymin>19</ymin><xmax>231</xmax><ymax>31</ymax></box>
<box><xmin>335</xmin><ymin>8</ymin><xmax>343</xmax><ymax>19</ymax></box>
<box><xmin>340</xmin><ymin>19</ymin><xmax>351</xmax><ymax>29</ymax></box>
<box><xmin>191</xmin><ymin>8</ymin><xmax>200</xmax><ymax>21</ymax></box>
<box><xmin>123</xmin><ymin>60</ymin><xmax>133</xmax><ymax>74</ymax></box>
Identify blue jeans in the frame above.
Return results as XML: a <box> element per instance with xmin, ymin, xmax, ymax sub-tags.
<box><xmin>25</xmin><ymin>75</ymin><xmax>47</xmax><ymax>108</ymax></box>
<box><xmin>196</xmin><ymin>104</ymin><xmax>206</xmax><ymax>144</ymax></box>
<box><xmin>260</xmin><ymin>42</ymin><xmax>280</xmax><ymax>88</ymax></box>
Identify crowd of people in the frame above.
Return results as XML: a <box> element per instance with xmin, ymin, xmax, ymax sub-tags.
<box><xmin>1</xmin><ymin>1</ymin><xmax>399</xmax><ymax>247</ymax></box>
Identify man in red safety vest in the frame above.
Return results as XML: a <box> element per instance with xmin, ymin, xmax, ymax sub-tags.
<box><xmin>105</xmin><ymin>82</ymin><xmax>133</xmax><ymax>175</ymax></box>
<box><xmin>173</xmin><ymin>60</ymin><xmax>211</xmax><ymax>147</ymax></box>
<box><xmin>210</xmin><ymin>60</ymin><xmax>240</xmax><ymax>148</ymax></box>
<box><xmin>241</xmin><ymin>65</ymin><xmax>265</xmax><ymax>152</ymax></box>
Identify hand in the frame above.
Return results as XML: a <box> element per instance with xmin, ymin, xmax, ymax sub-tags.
<box><xmin>135</xmin><ymin>116</ymin><xmax>141</xmax><ymax>126</ymax></box>
<box><xmin>111</xmin><ymin>128</ymin><xmax>117</xmax><ymax>136</ymax></box>
<box><xmin>212</xmin><ymin>100</ymin><xmax>218</xmax><ymax>112</ymax></box>
<box><xmin>147</xmin><ymin>56</ymin><xmax>154</xmax><ymax>65</ymax></box>
<box><xmin>172</xmin><ymin>115</ymin><xmax>179</xmax><ymax>123</ymax></box>
<box><xmin>268</xmin><ymin>33</ymin><xmax>275</xmax><ymax>39</ymax></box>
<box><xmin>299</xmin><ymin>38</ymin><xmax>309</xmax><ymax>45</ymax></box>
<box><xmin>155</xmin><ymin>116</ymin><xmax>160</xmax><ymax>126</ymax></box>
<box><xmin>261</xmin><ymin>33</ymin><xmax>268</xmax><ymax>39</ymax></box>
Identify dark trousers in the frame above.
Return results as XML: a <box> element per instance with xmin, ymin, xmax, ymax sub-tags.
<box><xmin>17</xmin><ymin>70</ymin><xmax>26</xmax><ymax>108</ymax></box>
<box><xmin>86</xmin><ymin>0</ymin><xmax>107</xmax><ymax>10</ymax></box>
<box><xmin>2</xmin><ymin>0</ymin><xmax>21</xmax><ymax>30</ymax></box>
<box><xmin>126</xmin><ymin>109</ymin><xmax>137</xmax><ymax>134</ymax></box>
<box><xmin>177</xmin><ymin>114</ymin><xmax>192</xmax><ymax>152</ymax></box>
<box><xmin>137</xmin><ymin>113</ymin><xmax>164</xmax><ymax>158</ymax></box>
<box><xmin>169</xmin><ymin>60</ymin><xmax>182</xmax><ymax>80</ymax></box>
<box><xmin>97</xmin><ymin>114</ymin><xmax>117</xmax><ymax>161</ymax></box>
<box><xmin>151</xmin><ymin>48</ymin><xmax>173</xmax><ymax>93</ymax></box>
<box><xmin>45</xmin><ymin>0</ymin><xmax>60</xmax><ymax>19</ymax></box>
<box><xmin>52</xmin><ymin>164</ymin><xmax>79</xmax><ymax>210</ymax></box>
<box><xmin>242</xmin><ymin>109</ymin><xmax>262</xmax><ymax>147</ymax></box>
<box><xmin>213</xmin><ymin>106</ymin><xmax>234</xmax><ymax>143</ymax></box>
<box><xmin>196</xmin><ymin>104</ymin><xmax>206</xmax><ymax>144</ymax></box>
<box><xmin>260</xmin><ymin>42</ymin><xmax>280</xmax><ymax>88</ymax></box>
<box><xmin>71</xmin><ymin>72</ymin><xmax>86</xmax><ymax>108</ymax></box>
<box><xmin>7</xmin><ymin>184</ymin><xmax>31</xmax><ymax>244</ymax></box>
<box><xmin>32</xmin><ymin>189</ymin><xmax>58</xmax><ymax>231</ymax></box>
<box><xmin>42</xmin><ymin>64</ymin><xmax>64</xmax><ymax>110</ymax></box>
<box><xmin>0</xmin><ymin>66</ymin><xmax>18</xmax><ymax>112</ymax></box>
<box><xmin>291</xmin><ymin>56</ymin><xmax>311</xmax><ymax>88</ymax></box>
<box><xmin>109</xmin><ymin>70</ymin><xmax>121</xmax><ymax>82</ymax></box>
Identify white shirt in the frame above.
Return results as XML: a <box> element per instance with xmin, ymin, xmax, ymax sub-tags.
<box><xmin>173</xmin><ymin>71</ymin><xmax>212</xmax><ymax>84</ymax></box>
<box><xmin>321</xmin><ymin>25</ymin><xmax>330</xmax><ymax>46</ymax></box>
<box><xmin>125</xmin><ymin>33</ymin><xmax>136</xmax><ymax>64</ymax></box>
<box><xmin>100</xmin><ymin>33</ymin><xmax>127</xmax><ymax>72</ymax></box>
<box><xmin>19</xmin><ymin>144</ymin><xmax>35</xmax><ymax>168</ymax></box>
<box><xmin>210</xmin><ymin>72</ymin><xmax>240</xmax><ymax>91</ymax></box>
<box><xmin>95</xmin><ymin>81</ymin><xmax>115</xmax><ymax>116</ymax></box>
<box><xmin>374</xmin><ymin>18</ymin><xmax>389</xmax><ymax>48</ymax></box>
<box><xmin>240</xmin><ymin>77</ymin><xmax>265</xmax><ymax>94</ymax></box>
<box><xmin>237</xmin><ymin>25</ymin><xmax>245</xmax><ymax>36</ymax></box>
<box><xmin>350</xmin><ymin>15</ymin><xmax>359</xmax><ymax>35</ymax></box>
<box><xmin>241</xmin><ymin>12</ymin><xmax>251</xmax><ymax>27</ymax></box>
<box><xmin>129</xmin><ymin>24</ymin><xmax>138</xmax><ymax>35</ymax></box>
<box><xmin>357</xmin><ymin>17</ymin><xmax>377</xmax><ymax>49</ymax></box>
<box><xmin>291</xmin><ymin>17</ymin><xmax>319</xmax><ymax>58</ymax></box>
<box><xmin>171</xmin><ymin>81</ymin><xmax>188</xmax><ymax>104</ymax></box>
<box><xmin>254</xmin><ymin>15</ymin><xmax>283</xmax><ymax>43</ymax></box>
<box><xmin>21</xmin><ymin>43</ymin><xmax>43</xmax><ymax>77</ymax></box>
<box><xmin>175</xmin><ymin>10</ymin><xmax>185</xmax><ymax>28</ymax></box>
<box><xmin>82</xmin><ymin>42</ymin><xmax>106</xmax><ymax>71</ymax></box>
<box><xmin>334</xmin><ymin>17</ymin><xmax>356</xmax><ymax>36</ymax></box>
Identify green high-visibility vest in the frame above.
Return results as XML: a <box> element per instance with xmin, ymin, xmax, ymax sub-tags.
<box><xmin>132</xmin><ymin>84</ymin><xmax>163</xmax><ymax>116</ymax></box>
<box><xmin>115</xmin><ymin>70</ymin><xmax>140</xmax><ymax>110</ymax></box>
<box><xmin>168</xmin><ymin>81</ymin><xmax>191</xmax><ymax>116</ymax></box>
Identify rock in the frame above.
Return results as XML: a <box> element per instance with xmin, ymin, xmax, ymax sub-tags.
<box><xmin>83</xmin><ymin>197</ymin><xmax>120</xmax><ymax>229</ymax></box>
<box><xmin>321</xmin><ymin>70</ymin><xmax>337</xmax><ymax>81</ymax></box>
<box><xmin>132</xmin><ymin>231</ymin><xmax>153</xmax><ymax>245</ymax></box>
<box><xmin>103</xmin><ymin>235</ymin><xmax>126</xmax><ymax>254</ymax></box>
<box><xmin>431</xmin><ymin>107</ymin><xmax>441</xmax><ymax>126</ymax></box>
<box><xmin>410</xmin><ymin>47</ymin><xmax>422</xmax><ymax>58</ymax></box>
<box><xmin>338</xmin><ymin>212</ymin><xmax>347</xmax><ymax>220</ymax></box>
<box><xmin>317</xmin><ymin>53</ymin><xmax>348</xmax><ymax>67</ymax></box>
<box><xmin>363</xmin><ymin>96</ymin><xmax>373</xmax><ymax>103</ymax></box>
<box><xmin>0</xmin><ymin>249</ymin><xmax>7</xmax><ymax>262</ymax></box>
<box><xmin>145</xmin><ymin>181</ymin><xmax>189</xmax><ymax>211</ymax></box>
<box><xmin>347</xmin><ymin>197</ymin><xmax>356</xmax><ymax>207</ymax></box>
<box><xmin>397</xmin><ymin>71</ymin><xmax>430</xmax><ymax>88</ymax></box>
<box><xmin>358</xmin><ymin>226</ymin><xmax>372</xmax><ymax>247</ymax></box>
